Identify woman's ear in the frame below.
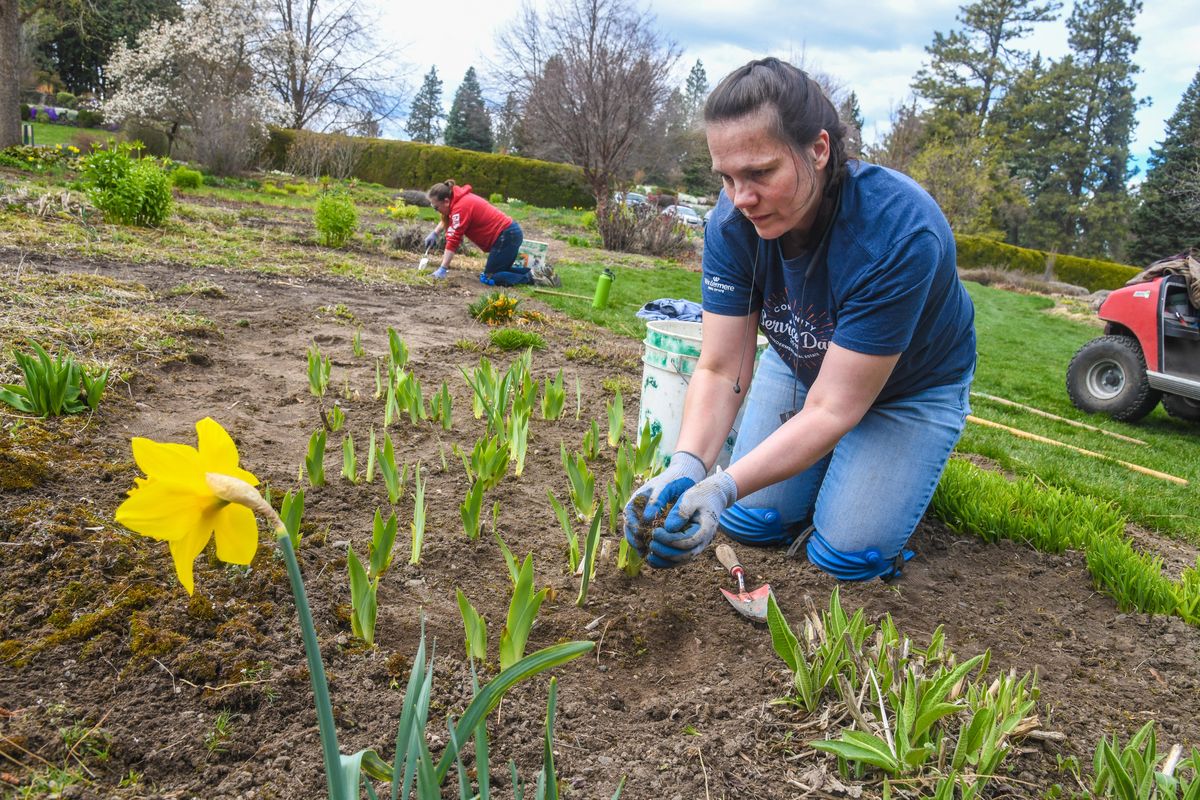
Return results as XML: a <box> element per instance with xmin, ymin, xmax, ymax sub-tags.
<box><xmin>811</xmin><ymin>129</ymin><xmax>831</xmax><ymax>171</ymax></box>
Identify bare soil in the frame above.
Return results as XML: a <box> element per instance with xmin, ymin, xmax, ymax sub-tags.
<box><xmin>2</xmin><ymin>244</ymin><xmax>1199</xmax><ymax>800</ymax></box>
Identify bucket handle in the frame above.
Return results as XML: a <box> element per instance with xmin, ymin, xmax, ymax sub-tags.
<box><xmin>667</xmin><ymin>355</ymin><xmax>692</xmax><ymax>386</ymax></box>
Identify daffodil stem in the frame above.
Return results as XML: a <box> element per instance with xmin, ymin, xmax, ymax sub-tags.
<box><xmin>276</xmin><ymin>529</ymin><xmax>347</xmax><ymax>800</ymax></box>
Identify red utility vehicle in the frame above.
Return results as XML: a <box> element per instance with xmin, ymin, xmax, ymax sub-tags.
<box><xmin>1066</xmin><ymin>274</ymin><xmax>1200</xmax><ymax>423</ymax></box>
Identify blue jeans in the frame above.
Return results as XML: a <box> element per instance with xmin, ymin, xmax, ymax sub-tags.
<box><xmin>483</xmin><ymin>222</ymin><xmax>531</xmax><ymax>286</ymax></box>
<box><xmin>729</xmin><ymin>346</ymin><xmax>973</xmax><ymax>578</ymax></box>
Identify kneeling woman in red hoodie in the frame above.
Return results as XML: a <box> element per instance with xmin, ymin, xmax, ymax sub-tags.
<box><xmin>424</xmin><ymin>181</ymin><xmax>533</xmax><ymax>285</ymax></box>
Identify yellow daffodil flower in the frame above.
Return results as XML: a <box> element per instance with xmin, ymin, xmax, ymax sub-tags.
<box><xmin>115</xmin><ymin>418</ymin><xmax>260</xmax><ymax>594</ymax></box>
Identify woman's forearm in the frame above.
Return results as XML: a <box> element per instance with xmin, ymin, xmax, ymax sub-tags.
<box><xmin>674</xmin><ymin>367</ymin><xmax>747</xmax><ymax>469</ymax></box>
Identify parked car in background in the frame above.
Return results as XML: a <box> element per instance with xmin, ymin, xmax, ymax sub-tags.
<box><xmin>662</xmin><ymin>204</ymin><xmax>703</xmax><ymax>229</ymax></box>
<box><xmin>703</xmin><ymin>207</ymin><xmax>716</xmax><ymax>230</ymax></box>
<box><xmin>612</xmin><ymin>191</ymin><xmax>647</xmax><ymax>207</ymax></box>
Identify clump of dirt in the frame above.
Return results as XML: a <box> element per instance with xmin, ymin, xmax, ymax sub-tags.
<box><xmin>629</xmin><ymin>494</ymin><xmax>672</xmax><ymax>550</ymax></box>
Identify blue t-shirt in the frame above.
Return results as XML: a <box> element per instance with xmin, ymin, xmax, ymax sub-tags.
<box><xmin>702</xmin><ymin>161</ymin><xmax>975</xmax><ymax>402</ymax></box>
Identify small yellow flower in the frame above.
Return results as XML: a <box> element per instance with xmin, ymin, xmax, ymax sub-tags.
<box><xmin>68</xmin><ymin>145</ymin><xmax>80</xmax><ymax>153</ymax></box>
<box><xmin>115</xmin><ymin>418</ymin><xmax>260</xmax><ymax>594</ymax></box>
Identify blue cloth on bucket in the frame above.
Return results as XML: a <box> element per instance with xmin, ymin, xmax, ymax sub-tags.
<box><xmin>636</xmin><ymin>298</ymin><xmax>703</xmax><ymax>322</ymax></box>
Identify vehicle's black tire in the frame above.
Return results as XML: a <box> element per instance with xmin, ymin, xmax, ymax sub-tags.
<box><xmin>1162</xmin><ymin>393</ymin><xmax>1200</xmax><ymax>423</ymax></box>
<box><xmin>1066</xmin><ymin>335</ymin><xmax>1162</xmax><ymax>422</ymax></box>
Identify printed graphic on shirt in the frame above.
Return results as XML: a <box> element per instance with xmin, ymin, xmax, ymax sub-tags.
<box><xmin>760</xmin><ymin>287</ymin><xmax>834</xmax><ymax>382</ymax></box>
<box><xmin>703</xmin><ymin>273</ymin><xmax>738</xmax><ymax>297</ymax></box>
<box><xmin>448</xmin><ymin>212</ymin><xmax>462</xmax><ymax>236</ymax></box>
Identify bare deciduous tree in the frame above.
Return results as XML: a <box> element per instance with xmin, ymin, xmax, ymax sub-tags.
<box><xmin>495</xmin><ymin>0</ymin><xmax>678</xmax><ymax>202</ymax></box>
<box><xmin>258</xmin><ymin>0</ymin><xmax>404</xmax><ymax>134</ymax></box>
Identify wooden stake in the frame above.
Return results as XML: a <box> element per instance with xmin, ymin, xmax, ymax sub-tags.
<box><xmin>971</xmin><ymin>391</ymin><xmax>1148</xmax><ymax>445</ymax></box>
<box><xmin>967</xmin><ymin>415</ymin><xmax>1187</xmax><ymax>485</ymax></box>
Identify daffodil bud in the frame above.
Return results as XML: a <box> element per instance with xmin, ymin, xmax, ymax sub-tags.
<box><xmin>206</xmin><ymin>472</ymin><xmax>281</xmax><ymax>529</ymax></box>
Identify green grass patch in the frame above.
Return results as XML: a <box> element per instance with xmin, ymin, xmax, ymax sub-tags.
<box><xmin>520</xmin><ymin>259</ymin><xmax>700</xmax><ymax>339</ymax></box>
<box><xmin>25</xmin><ymin>121</ymin><xmax>112</xmax><ymax>148</ymax></box>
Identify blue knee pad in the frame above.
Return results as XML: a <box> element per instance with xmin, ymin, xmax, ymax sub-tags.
<box><xmin>806</xmin><ymin>529</ymin><xmax>912</xmax><ymax>581</ymax></box>
<box><xmin>718</xmin><ymin>504</ymin><xmax>799</xmax><ymax>547</ymax></box>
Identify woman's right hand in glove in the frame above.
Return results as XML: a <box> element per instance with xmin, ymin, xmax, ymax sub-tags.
<box><xmin>622</xmin><ymin>451</ymin><xmax>707</xmax><ymax>557</ymax></box>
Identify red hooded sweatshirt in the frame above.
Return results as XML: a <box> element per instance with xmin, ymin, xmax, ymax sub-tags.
<box><xmin>442</xmin><ymin>184</ymin><xmax>513</xmax><ymax>254</ymax></box>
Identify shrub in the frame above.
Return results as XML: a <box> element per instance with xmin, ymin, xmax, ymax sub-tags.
<box><xmin>386</xmin><ymin>199</ymin><xmax>420</xmax><ymax>220</ymax></box>
<box><xmin>399</xmin><ymin>189</ymin><xmax>431</xmax><ymax>207</ymax></box>
<box><xmin>75</xmin><ymin>109</ymin><xmax>104</xmax><ymax>129</ymax></box>
<box><xmin>265</xmin><ymin>128</ymin><xmax>594</xmax><ymax>209</ymax></box>
<box><xmin>188</xmin><ymin>98</ymin><xmax>268</xmax><ymax>176</ymax></box>
<box><xmin>596</xmin><ymin>202</ymin><xmax>690</xmax><ymax>257</ymax></box>
<box><xmin>580</xmin><ymin>210</ymin><xmax>596</xmax><ymax>229</ymax></box>
<box><xmin>314</xmin><ymin>191</ymin><xmax>358</xmax><ymax>247</ymax></box>
<box><xmin>489</xmin><ymin>192</ymin><xmax>504</xmax><ymax>204</ymax></box>
<box><xmin>489</xmin><ymin>328</ymin><xmax>546</xmax><ymax>350</ymax></box>
<box><xmin>56</xmin><ymin>91</ymin><xmax>77</xmax><ymax>109</ymax></box>
<box><xmin>81</xmin><ymin>143</ymin><xmax>173</xmax><ymax>226</ymax></box>
<box><xmin>171</xmin><ymin>167</ymin><xmax>203</xmax><ymax>189</ymax></box>
<box><xmin>389</xmin><ymin>222</ymin><xmax>427</xmax><ymax>251</ymax></box>
<box><xmin>955</xmin><ymin>234</ymin><xmax>1140</xmax><ymax>292</ymax></box>
<box><xmin>469</xmin><ymin>291</ymin><xmax>521</xmax><ymax>325</ymax></box>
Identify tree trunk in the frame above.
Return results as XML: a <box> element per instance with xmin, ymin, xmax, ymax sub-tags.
<box><xmin>0</xmin><ymin>0</ymin><xmax>22</xmax><ymax>149</ymax></box>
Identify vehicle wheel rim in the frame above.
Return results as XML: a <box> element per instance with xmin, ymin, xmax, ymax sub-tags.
<box><xmin>1085</xmin><ymin>358</ymin><xmax>1126</xmax><ymax>400</ymax></box>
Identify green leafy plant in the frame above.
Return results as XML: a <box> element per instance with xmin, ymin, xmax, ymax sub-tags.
<box><xmin>378</xmin><ymin>432</ymin><xmax>403</xmax><ymax>504</ymax></box>
<box><xmin>305</xmin><ymin>429</ymin><xmax>326</xmax><ymax>487</ymax></box>
<box><xmin>387</xmin><ymin>327</ymin><xmax>409</xmax><ymax>371</ymax></box>
<box><xmin>581</xmin><ymin>419</ymin><xmax>602</xmax><ymax>462</ymax></box>
<box><xmin>456</xmin><ymin>588</ymin><xmax>488</xmax><ymax>662</ymax></box>
<box><xmin>606</xmin><ymin>388</ymin><xmax>624</xmax><ymax>448</ymax></box>
<box><xmin>616</xmin><ymin>537</ymin><xmax>643</xmax><ymax>577</ymax></box>
<box><xmin>364</xmin><ymin>428</ymin><xmax>377</xmax><ymax>483</ymax></box>
<box><xmin>340</xmin><ymin>432</ymin><xmax>356</xmax><ymax>483</ymax></box>
<box><xmin>430</xmin><ymin>380</ymin><xmax>453</xmax><ymax>431</ymax></box>
<box><xmin>346</xmin><ymin>545</ymin><xmax>378</xmax><ymax>645</ymax></box>
<box><xmin>500</xmin><ymin>554</ymin><xmax>550</xmax><ymax>670</ymax></box>
<box><xmin>327</xmin><ymin>404</ymin><xmax>345</xmax><ymax>432</ymax></box>
<box><xmin>560</xmin><ymin>444</ymin><xmax>596</xmax><ymax>521</ymax></box>
<box><xmin>490</xmin><ymin>328</ymin><xmax>546</xmax><ymax>351</ymax></box>
<box><xmin>508</xmin><ymin>403</ymin><xmax>531</xmax><ymax>477</ymax></box>
<box><xmin>460</xmin><ymin>480</ymin><xmax>485</xmax><ymax>540</ymax></box>
<box><xmin>307</xmin><ymin>342</ymin><xmax>331</xmax><ymax>397</ymax></box>
<box><xmin>171</xmin><ymin>166</ymin><xmax>203</xmax><ymax>189</ymax></box>
<box><xmin>575</xmin><ymin>510</ymin><xmax>603</xmax><ymax>607</ymax></box>
<box><xmin>314</xmin><ymin>190</ymin><xmax>357</xmax><ymax>247</ymax></box>
<box><xmin>368</xmin><ymin>508</ymin><xmax>398</xmax><ymax>581</ymax></box>
<box><xmin>463</xmin><ymin>435</ymin><xmax>510</xmax><ymax>492</ymax></box>
<box><xmin>352</xmin><ymin>327</ymin><xmax>365</xmax><ymax>357</ymax></box>
<box><xmin>541</xmin><ymin>368</ymin><xmax>565</xmax><ymax>420</ymax></box>
<box><xmin>0</xmin><ymin>341</ymin><xmax>108</xmax><ymax>416</ymax></box>
<box><xmin>81</xmin><ymin>142</ymin><xmax>172</xmax><ymax>226</ymax></box>
<box><xmin>548</xmin><ymin>491</ymin><xmax>580</xmax><ymax>573</ymax></box>
<box><xmin>410</xmin><ymin>465</ymin><xmax>427</xmax><ymax>565</ymax></box>
<box><xmin>396</xmin><ymin>372</ymin><xmax>427</xmax><ymax>424</ymax></box>
<box><xmin>469</xmin><ymin>291</ymin><xmax>521</xmax><ymax>325</ymax></box>
<box><xmin>633</xmin><ymin>419</ymin><xmax>663</xmax><ymax>477</ymax></box>
<box><xmin>280</xmin><ymin>489</ymin><xmax>305</xmax><ymax>550</ymax></box>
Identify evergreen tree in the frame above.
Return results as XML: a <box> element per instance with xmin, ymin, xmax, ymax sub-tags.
<box><xmin>912</xmin><ymin>0</ymin><xmax>1059</xmax><ymax>139</ymax></box>
<box><xmin>684</xmin><ymin>59</ymin><xmax>707</xmax><ymax>122</ymax></box>
<box><xmin>838</xmin><ymin>90</ymin><xmax>865</xmax><ymax>156</ymax></box>
<box><xmin>492</xmin><ymin>91</ymin><xmax>526</xmax><ymax>155</ymax></box>
<box><xmin>405</xmin><ymin>67</ymin><xmax>443</xmax><ymax>143</ymax></box>
<box><xmin>444</xmin><ymin>66</ymin><xmax>493</xmax><ymax>152</ymax></box>
<box><xmin>1131</xmin><ymin>67</ymin><xmax>1200</xmax><ymax>262</ymax></box>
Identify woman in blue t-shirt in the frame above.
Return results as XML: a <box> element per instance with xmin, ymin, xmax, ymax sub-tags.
<box><xmin>623</xmin><ymin>58</ymin><xmax>976</xmax><ymax>581</ymax></box>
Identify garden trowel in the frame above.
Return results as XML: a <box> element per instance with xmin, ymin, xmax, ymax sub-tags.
<box><xmin>417</xmin><ymin>246</ymin><xmax>431</xmax><ymax>271</ymax></box>
<box><xmin>715</xmin><ymin>544</ymin><xmax>771</xmax><ymax>622</ymax></box>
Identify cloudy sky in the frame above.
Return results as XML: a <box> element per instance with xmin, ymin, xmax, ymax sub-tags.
<box><xmin>378</xmin><ymin>0</ymin><xmax>1199</xmax><ymax>175</ymax></box>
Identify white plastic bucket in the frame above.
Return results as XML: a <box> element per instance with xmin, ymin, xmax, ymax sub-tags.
<box><xmin>637</xmin><ymin>319</ymin><xmax>767</xmax><ymax>471</ymax></box>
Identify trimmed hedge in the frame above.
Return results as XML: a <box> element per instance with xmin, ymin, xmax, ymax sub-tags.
<box><xmin>956</xmin><ymin>233</ymin><xmax>1141</xmax><ymax>292</ymax></box>
<box><xmin>264</xmin><ymin>128</ymin><xmax>594</xmax><ymax>209</ymax></box>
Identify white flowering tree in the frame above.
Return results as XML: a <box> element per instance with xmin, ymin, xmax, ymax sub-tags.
<box><xmin>104</xmin><ymin>0</ymin><xmax>283</xmax><ymax>172</ymax></box>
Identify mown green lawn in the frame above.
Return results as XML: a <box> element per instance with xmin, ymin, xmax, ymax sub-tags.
<box><xmin>25</xmin><ymin>120</ymin><xmax>111</xmax><ymax>148</ymax></box>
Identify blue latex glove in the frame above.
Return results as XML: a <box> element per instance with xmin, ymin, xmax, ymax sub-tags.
<box><xmin>424</xmin><ymin>230</ymin><xmax>439</xmax><ymax>249</ymax></box>
<box><xmin>622</xmin><ymin>451</ymin><xmax>706</xmax><ymax>557</ymax></box>
<box><xmin>648</xmin><ymin>468</ymin><xmax>738</xmax><ymax>568</ymax></box>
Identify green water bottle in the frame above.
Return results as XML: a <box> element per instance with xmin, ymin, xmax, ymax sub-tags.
<box><xmin>592</xmin><ymin>268</ymin><xmax>615</xmax><ymax>309</ymax></box>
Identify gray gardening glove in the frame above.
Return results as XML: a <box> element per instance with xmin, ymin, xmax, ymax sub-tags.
<box><xmin>648</xmin><ymin>468</ymin><xmax>738</xmax><ymax>567</ymax></box>
<box><xmin>622</xmin><ymin>451</ymin><xmax>706</xmax><ymax>556</ymax></box>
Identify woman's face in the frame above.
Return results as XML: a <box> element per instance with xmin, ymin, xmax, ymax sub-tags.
<box><xmin>707</xmin><ymin>108</ymin><xmax>830</xmax><ymax>241</ymax></box>
<box><xmin>431</xmin><ymin>196</ymin><xmax>450</xmax><ymax>215</ymax></box>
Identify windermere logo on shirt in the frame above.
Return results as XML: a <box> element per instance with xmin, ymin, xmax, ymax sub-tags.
<box><xmin>704</xmin><ymin>274</ymin><xmax>737</xmax><ymax>295</ymax></box>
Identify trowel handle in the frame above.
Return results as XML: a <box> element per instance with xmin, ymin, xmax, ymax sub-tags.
<box><xmin>716</xmin><ymin>544</ymin><xmax>744</xmax><ymax>580</ymax></box>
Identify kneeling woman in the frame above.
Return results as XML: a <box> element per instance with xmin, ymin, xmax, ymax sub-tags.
<box><xmin>424</xmin><ymin>180</ymin><xmax>532</xmax><ymax>285</ymax></box>
<box><xmin>623</xmin><ymin>58</ymin><xmax>976</xmax><ymax>581</ymax></box>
